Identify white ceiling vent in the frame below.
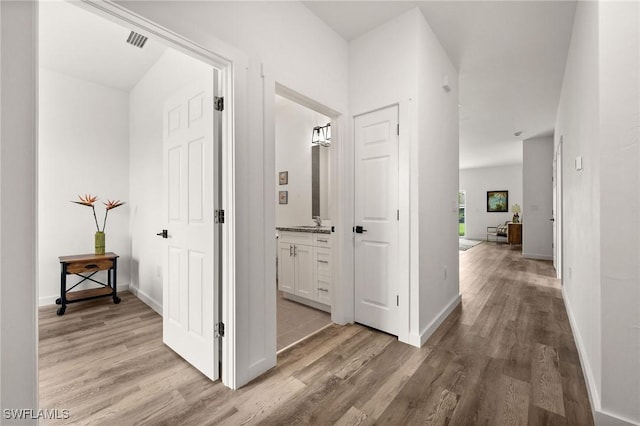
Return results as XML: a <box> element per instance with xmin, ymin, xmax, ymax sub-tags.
<box><xmin>126</xmin><ymin>31</ymin><xmax>148</xmax><ymax>48</ymax></box>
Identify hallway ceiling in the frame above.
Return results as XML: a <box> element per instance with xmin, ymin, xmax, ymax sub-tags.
<box><xmin>39</xmin><ymin>0</ymin><xmax>167</xmax><ymax>92</ymax></box>
<box><xmin>304</xmin><ymin>1</ymin><xmax>577</xmax><ymax>169</ymax></box>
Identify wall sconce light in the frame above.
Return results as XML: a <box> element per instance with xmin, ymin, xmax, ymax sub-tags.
<box><xmin>311</xmin><ymin>123</ymin><xmax>331</xmax><ymax>147</ymax></box>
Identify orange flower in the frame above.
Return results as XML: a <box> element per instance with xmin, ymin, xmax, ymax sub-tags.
<box><xmin>71</xmin><ymin>194</ymin><xmax>125</xmax><ymax>232</ymax></box>
<box><xmin>104</xmin><ymin>200</ymin><xmax>125</xmax><ymax>210</ymax></box>
<box><xmin>71</xmin><ymin>194</ymin><xmax>98</xmax><ymax>207</ymax></box>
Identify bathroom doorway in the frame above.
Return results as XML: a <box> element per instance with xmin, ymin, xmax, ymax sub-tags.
<box><xmin>274</xmin><ymin>93</ymin><xmax>334</xmax><ymax>351</ymax></box>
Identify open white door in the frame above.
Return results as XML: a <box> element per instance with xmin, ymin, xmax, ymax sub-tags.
<box><xmin>354</xmin><ymin>105</ymin><xmax>399</xmax><ymax>336</ymax></box>
<box><xmin>162</xmin><ymin>71</ymin><xmax>220</xmax><ymax>380</ymax></box>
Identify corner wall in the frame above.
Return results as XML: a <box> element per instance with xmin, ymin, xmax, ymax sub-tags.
<box><xmin>522</xmin><ymin>136</ymin><xmax>553</xmax><ymax>260</ymax></box>
<box><xmin>38</xmin><ymin>68</ymin><xmax>131</xmax><ymax>305</ymax></box>
<box><xmin>416</xmin><ymin>11</ymin><xmax>460</xmax><ymax>344</ymax></box>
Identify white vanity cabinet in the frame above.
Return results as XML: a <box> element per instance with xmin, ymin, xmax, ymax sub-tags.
<box><xmin>277</xmin><ymin>230</ymin><xmax>331</xmax><ymax>309</ymax></box>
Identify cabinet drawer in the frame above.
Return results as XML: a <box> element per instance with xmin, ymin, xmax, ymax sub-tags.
<box><xmin>66</xmin><ymin>259</ymin><xmax>114</xmax><ymax>274</ymax></box>
<box><xmin>317</xmin><ymin>249</ymin><xmax>331</xmax><ymax>277</ymax></box>
<box><xmin>314</xmin><ymin>234</ymin><xmax>331</xmax><ymax>248</ymax></box>
<box><xmin>279</xmin><ymin>231</ymin><xmax>313</xmax><ymax>246</ymax></box>
<box><xmin>317</xmin><ymin>276</ymin><xmax>331</xmax><ymax>305</ymax></box>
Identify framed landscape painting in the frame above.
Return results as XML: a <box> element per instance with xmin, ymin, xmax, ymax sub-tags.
<box><xmin>487</xmin><ymin>190</ymin><xmax>508</xmax><ymax>212</ymax></box>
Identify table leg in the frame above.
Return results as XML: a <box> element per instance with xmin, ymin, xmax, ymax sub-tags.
<box><xmin>112</xmin><ymin>258</ymin><xmax>121</xmax><ymax>304</ymax></box>
<box><xmin>57</xmin><ymin>264</ymin><xmax>67</xmax><ymax>315</ymax></box>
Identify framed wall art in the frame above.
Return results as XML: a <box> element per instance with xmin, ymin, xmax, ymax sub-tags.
<box><xmin>278</xmin><ymin>171</ymin><xmax>288</xmax><ymax>185</ymax></box>
<box><xmin>278</xmin><ymin>191</ymin><xmax>288</xmax><ymax>204</ymax></box>
<box><xmin>487</xmin><ymin>190</ymin><xmax>508</xmax><ymax>212</ymax></box>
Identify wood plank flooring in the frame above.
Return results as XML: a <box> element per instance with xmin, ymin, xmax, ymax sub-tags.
<box><xmin>39</xmin><ymin>242</ymin><xmax>593</xmax><ymax>425</ymax></box>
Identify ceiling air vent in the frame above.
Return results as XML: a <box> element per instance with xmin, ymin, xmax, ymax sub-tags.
<box><xmin>126</xmin><ymin>31</ymin><xmax>148</xmax><ymax>48</ymax></box>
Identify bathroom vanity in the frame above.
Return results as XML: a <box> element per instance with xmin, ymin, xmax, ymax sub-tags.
<box><xmin>277</xmin><ymin>226</ymin><xmax>331</xmax><ymax>312</ymax></box>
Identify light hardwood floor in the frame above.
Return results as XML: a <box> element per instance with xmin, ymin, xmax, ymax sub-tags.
<box><xmin>39</xmin><ymin>242</ymin><xmax>593</xmax><ymax>425</ymax></box>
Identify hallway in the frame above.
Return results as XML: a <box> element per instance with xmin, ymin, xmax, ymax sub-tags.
<box><xmin>38</xmin><ymin>242</ymin><xmax>592</xmax><ymax>424</ymax></box>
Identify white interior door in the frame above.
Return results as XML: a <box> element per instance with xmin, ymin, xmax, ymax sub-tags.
<box><xmin>162</xmin><ymin>71</ymin><xmax>220</xmax><ymax>380</ymax></box>
<box><xmin>354</xmin><ymin>105</ymin><xmax>399</xmax><ymax>336</ymax></box>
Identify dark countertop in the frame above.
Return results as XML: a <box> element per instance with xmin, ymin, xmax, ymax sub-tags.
<box><xmin>276</xmin><ymin>226</ymin><xmax>331</xmax><ymax>234</ymax></box>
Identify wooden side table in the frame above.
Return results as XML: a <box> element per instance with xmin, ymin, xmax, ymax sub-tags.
<box><xmin>508</xmin><ymin>223</ymin><xmax>522</xmax><ymax>245</ymax></box>
<box><xmin>57</xmin><ymin>252</ymin><xmax>120</xmax><ymax>315</ymax></box>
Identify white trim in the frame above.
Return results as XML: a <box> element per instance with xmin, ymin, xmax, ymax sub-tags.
<box><xmin>282</xmin><ymin>293</ymin><xmax>330</xmax><ymax>313</ymax></box>
<box><xmin>522</xmin><ymin>253</ymin><xmax>553</xmax><ymax>261</ymax></box>
<box><xmin>562</xmin><ymin>286</ymin><xmax>638</xmax><ymax>426</ymax></box>
<box><xmin>276</xmin><ymin>323</ymin><xmax>333</xmax><ymax>354</ymax></box>
<box><xmin>128</xmin><ymin>285</ymin><xmax>161</xmax><ymax>315</ymax></box>
<box><xmin>411</xmin><ymin>294</ymin><xmax>461</xmax><ymax>347</ymax></box>
<box><xmin>76</xmin><ymin>0</ymin><xmax>239</xmax><ymax>390</ymax></box>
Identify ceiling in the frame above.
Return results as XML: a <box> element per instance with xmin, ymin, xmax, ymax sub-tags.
<box><xmin>304</xmin><ymin>1</ymin><xmax>577</xmax><ymax>169</ymax></box>
<box><xmin>40</xmin><ymin>0</ymin><xmax>576</xmax><ymax>170</ymax></box>
<box><xmin>39</xmin><ymin>0</ymin><xmax>166</xmax><ymax>92</ymax></box>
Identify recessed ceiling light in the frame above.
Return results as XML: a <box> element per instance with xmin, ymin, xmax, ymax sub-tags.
<box><xmin>514</xmin><ymin>131</ymin><xmax>523</xmax><ymax>137</ymax></box>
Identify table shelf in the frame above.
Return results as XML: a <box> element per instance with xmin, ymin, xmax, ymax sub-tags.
<box><xmin>57</xmin><ymin>252</ymin><xmax>120</xmax><ymax>315</ymax></box>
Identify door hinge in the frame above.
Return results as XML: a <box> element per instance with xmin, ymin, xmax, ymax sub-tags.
<box><xmin>397</xmin><ymin>209</ymin><xmax>399</xmax><ymax>221</ymax></box>
<box><xmin>214</xmin><ymin>96</ymin><xmax>224</xmax><ymax>112</ymax></box>
<box><xmin>215</xmin><ymin>322</ymin><xmax>225</xmax><ymax>338</ymax></box>
<box><xmin>215</xmin><ymin>209</ymin><xmax>225</xmax><ymax>224</ymax></box>
<box><xmin>397</xmin><ymin>295</ymin><xmax>399</xmax><ymax>306</ymax></box>
<box><xmin>397</xmin><ymin>124</ymin><xmax>400</xmax><ymax>135</ymax></box>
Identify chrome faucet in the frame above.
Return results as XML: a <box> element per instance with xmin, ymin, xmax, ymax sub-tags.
<box><xmin>313</xmin><ymin>216</ymin><xmax>322</xmax><ymax>227</ymax></box>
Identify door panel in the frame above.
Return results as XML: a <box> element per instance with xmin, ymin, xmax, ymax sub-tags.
<box><xmin>295</xmin><ymin>244</ymin><xmax>315</xmax><ymax>299</ymax></box>
<box><xmin>163</xmin><ymin>72</ymin><xmax>219</xmax><ymax>381</ymax></box>
<box><xmin>354</xmin><ymin>105</ymin><xmax>399</xmax><ymax>336</ymax></box>
<box><xmin>278</xmin><ymin>242</ymin><xmax>295</xmax><ymax>294</ymax></box>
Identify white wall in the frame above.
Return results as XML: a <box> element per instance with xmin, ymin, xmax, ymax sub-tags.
<box><xmin>459</xmin><ymin>165</ymin><xmax>523</xmax><ymax>241</ymax></box>
<box><xmin>349</xmin><ymin>8</ymin><xmax>460</xmax><ymax>346</ymax></box>
<box><xmin>0</xmin><ymin>1</ymin><xmax>37</xmax><ymax>421</ymax></box>
<box><xmin>114</xmin><ymin>0</ymin><xmax>349</xmax><ymax>388</ymax></box>
<box><xmin>522</xmin><ymin>136</ymin><xmax>553</xmax><ymax>260</ymax></box>
<box><xmin>416</xmin><ymin>12</ymin><xmax>460</xmax><ymax>345</ymax></box>
<box><xmin>38</xmin><ymin>68</ymin><xmax>131</xmax><ymax>305</ymax></box>
<box><xmin>598</xmin><ymin>1</ymin><xmax>639</xmax><ymax>422</ymax></box>
<box><xmin>556</xmin><ymin>1</ymin><xmax>639</xmax><ymax>423</ymax></box>
<box><xmin>274</xmin><ymin>95</ymin><xmax>330</xmax><ymax>227</ymax></box>
<box><xmin>129</xmin><ymin>49</ymin><xmax>211</xmax><ymax>313</ymax></box>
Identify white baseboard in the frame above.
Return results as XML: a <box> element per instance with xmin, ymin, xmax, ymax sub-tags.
<box><xmin>523</xmin><ymin>252</ymin><xmax>553</xmax><ymax>260</ymax></box>
<box><xmin>39</xmin><ymin>283</ymin><xmax>130</xmax><ymax>307</ymax></box>
<box><xmin>282</xmin><ymin>292</ymin><xmax>331</xmax><ymax>313</ymax></box>
<box><xmin>562</xmin><ymin>286</ymin><xmax>638</xmax><ymax>426</ymax></box>
<box><xmin>407</xmin><ymin>294</ymin><xmax>461</xmax><ymax>347</ymax></box>
<box><xmin>129</xmin><ymin>285</ymin><xmax>162</xmax><ymax>315</ymax></box>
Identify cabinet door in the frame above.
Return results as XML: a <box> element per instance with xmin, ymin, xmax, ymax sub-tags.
<box><xmin>278</xmin><ymin>242</ymin><xmax>295</xmax><ymax>293</ymax></box>
<box><xmin>295</xmin><ymin>244</ymin><xmax>315</xmax><ymax>299</ymax></box>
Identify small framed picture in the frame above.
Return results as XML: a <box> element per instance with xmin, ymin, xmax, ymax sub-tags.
<box><xmin>279</xmin><ymin>171</ymin><xmax>288</xmax><ymax>185</ymax></box>
<box><xmin>279</xmin><ymin>191</ymin><xmax>288</xmax><ymax>204</ymax></box>
<box><xmin>487</xmin><ymin>190</ymin><xmax>509</xmax><ymax>212</ymax></box>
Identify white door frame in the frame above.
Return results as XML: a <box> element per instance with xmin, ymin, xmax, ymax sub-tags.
<box><xmin>75</xmin><ymin>0</ymin><xmax>237</xmax><ymax>388</ymax></box>
<box><xmin>268</xmin><ymin>82</ymin><xmax>345</xmax><ymax>325</ymax></box>
<box><xmin>554</xmin><ymin>137</ymin><xmax>563</xmax><ymax>280</ymax></box>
